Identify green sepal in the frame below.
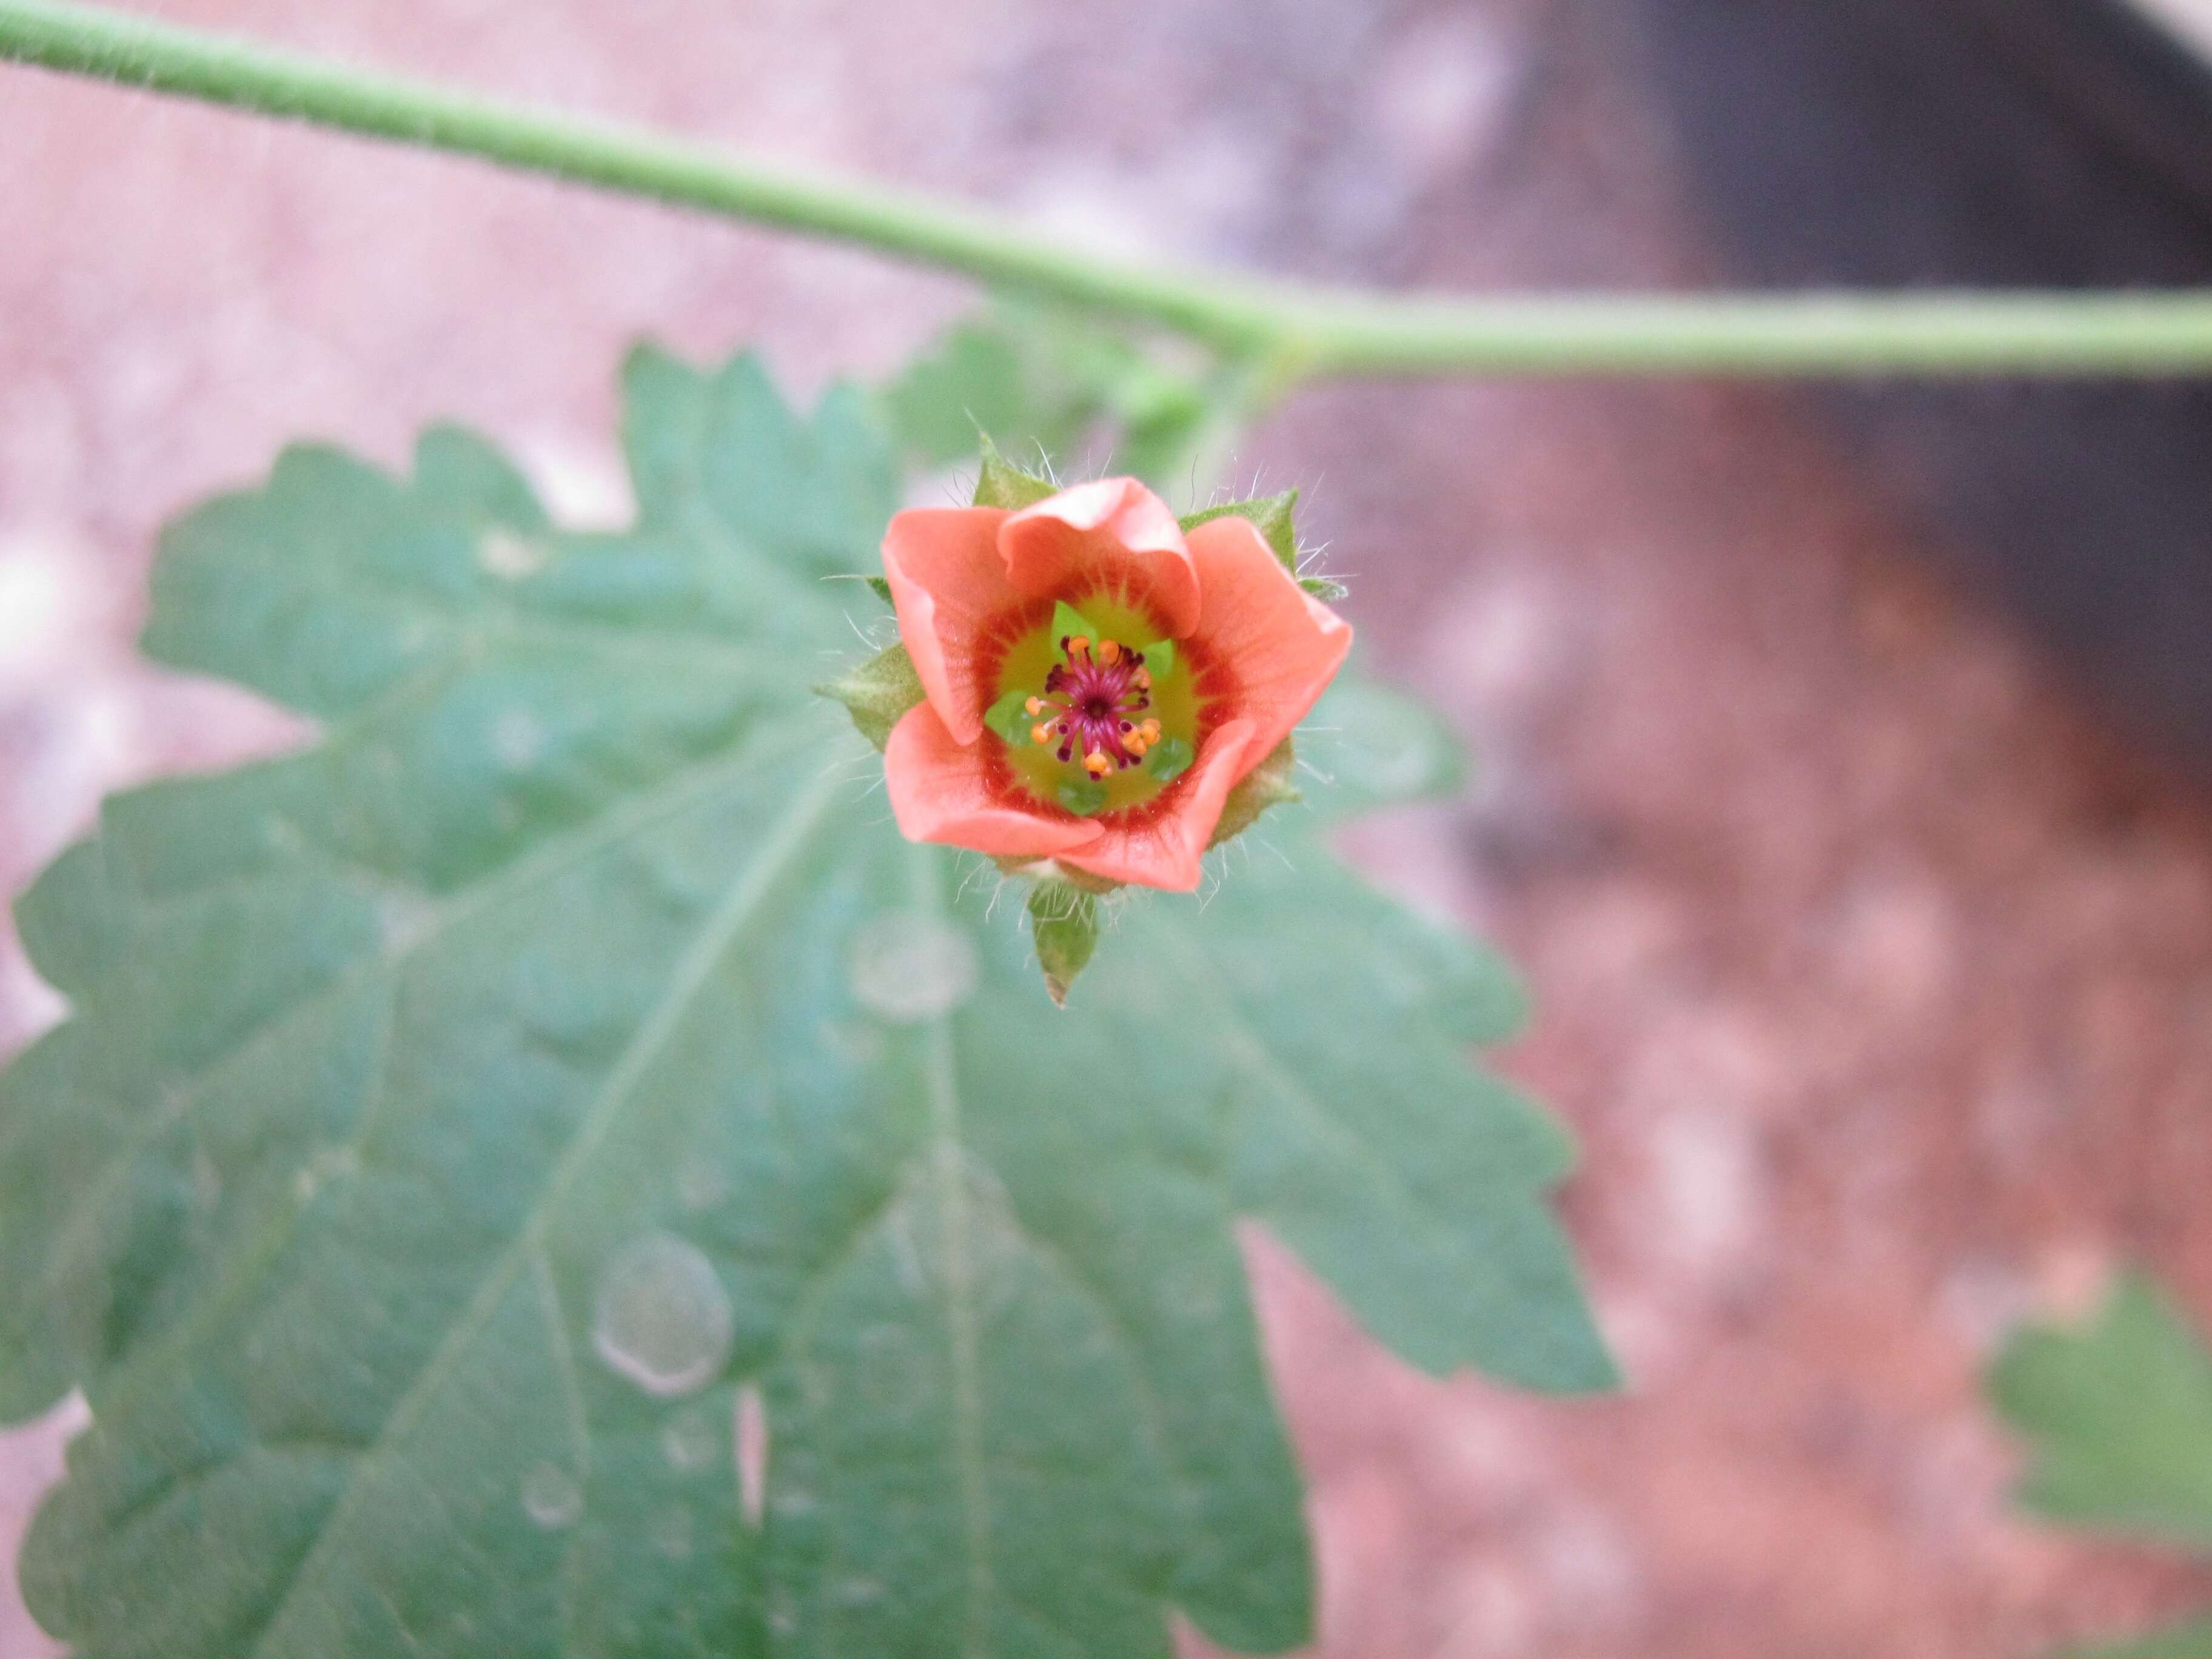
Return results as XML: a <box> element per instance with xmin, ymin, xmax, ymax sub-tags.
<box><xmin>1057</xmin><ymin>777</ymin><xmax>1109</xmax><ymax>817</ymax></box>
<box><xmin>1051</xmin><ymin>600</ymin><xmax>1098</xmax><ymax>646</ymax></box>
<box><xmin>1141</xmin><ymin>638</ymin><xmax>1176</xmax><ymax>679</ymax></box>
<box><xmin>823</xmin><ymin>574</ymin><xmax>894</xmax><ymax>606</ymax></box>
<box><xmin>1210</xmin><ymin>736</ymin><xmax>1299</xmax><ymax>848</ymax></box>
<box><xmin>814</xmin><ymin>641</ymin><xmax>924</xmax><ymax>752</ymax></box>
<box><xmin>991</xmin><ymin>855</ymin><xmax>1123</xmax><ymax>896</ymax></box>
<box><xmin>1182</xmin><ymin>490</ymin><xmax>1299</xmax><ymax>576</ymax></box>
<box><xmin>1143</xmin><ymin>736</ymin><xmax>1195</xmax><ymax>785</ymax></box>
<box><xmin>1027</xmin><ymin>883</ymin><xmax>1101</xmax><ymax>1007</ymax></box>
<box><xmin>973</xmin><ymin>433</ymin><xmax>1058</xmax><ymax>510</ymax></box>
<box><xmin>984</xmin><ymin>688</ymin><xmax>1034</xmax><ymax>746</ymax></box>
<box><xmin>1299</xmin><ymin>575</ymin><xmax>1349</xmax><ymax>603</ymax></box>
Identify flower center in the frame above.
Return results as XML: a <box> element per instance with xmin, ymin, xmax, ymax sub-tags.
<box><xmin>1033</xmin><ymin>634</ymin><xmax>1159</xmax><ymax>776</ymax></box>
<box><xmin>982</xmin><ymin>593</ymin><xmax>1203</xmax><ymax>818</ymax></box>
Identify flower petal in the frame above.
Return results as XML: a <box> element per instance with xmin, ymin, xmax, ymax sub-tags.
<box><xmin>882</xmin><ymin>506</ymin><xmax>1016</xmax><ymax>746</ymax></box>
<box><xmin>1184</xmin><ymin>515</ymin><xmax>1353</xmax><ymax>761</ymax></box>
<box><xmin>885</xmin><ymin>703</ymin><xmax>1105</xmax><ymax>859</ymax></box>
<box><xmin>1000</xmin><ymin>478</ymin><xmax>1201</xmax><ymax>638</ymax></box>
<box><xmin>1058</xmin><ymin>719</ymin><xmax>1258</xmax><ymax>892</ymax></box>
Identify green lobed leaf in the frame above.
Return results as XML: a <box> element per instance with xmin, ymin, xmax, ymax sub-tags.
<box><xmin>1295</xmin><ymin>675</ymin><xmax>1467</xmax><ymax>817</ymax></box>
<box><xmin>1989</xmin><ymin>1275</ymin><xmax>2212</xmax><ymax>1550</ymax></box>
<box><xmin>1025</xmin><ymin>885</ymin><xmax>1100</xmax><ymax>1008</ymax></box>
<box><xmin>879</xmin><ymin>322</ymin><xmax>1048</xmax><ymax>469</ymax></box>
<box><xmin>2073</xmin><ymin>1616</ymin><xmax>2212</xmax><ymax>1659</ymax></box>
<box><xmin>0</xmin><ymin>344</ymin><xmax>1607</xmax><ymax>1659</ymax></box>
<box><xmin>878</xmin><ymin>308</ymin><xmax>1215</xmax><ymax>491</ymax></box>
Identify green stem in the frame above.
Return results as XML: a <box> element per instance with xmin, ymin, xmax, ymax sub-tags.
<box><xmin>8</xmin><ymin>0</ymin><xmax>2212</xmax><ymax>378</ymax></box>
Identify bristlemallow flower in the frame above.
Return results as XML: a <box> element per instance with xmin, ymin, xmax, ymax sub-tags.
<box><xmin>879</xmin><ymin>476</ymin><xmax>1352</xmax><ymax>892</ymax></box>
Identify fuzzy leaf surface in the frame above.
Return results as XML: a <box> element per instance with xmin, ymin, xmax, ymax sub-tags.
<box><xmin>1</xmin><ymin>345</ymin><xmax>1606</xmax><ymax>1659</ymax></box>
<box><xmin>879</xmin><ymin>309</ymin><xmax>1213</xmax><ymax>487</ymax></box>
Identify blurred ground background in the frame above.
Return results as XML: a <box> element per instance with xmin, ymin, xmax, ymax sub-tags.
<box><xmin>7</xmin><ymin>1</ymin><xmax>2212</xmax><ymax>1655</ymax></box>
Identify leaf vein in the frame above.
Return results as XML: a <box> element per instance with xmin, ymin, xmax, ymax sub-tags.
<box><xmin>236</xmin><ymin>763</ymin><xmax>842</xmax><ymax>1658</ymax></box>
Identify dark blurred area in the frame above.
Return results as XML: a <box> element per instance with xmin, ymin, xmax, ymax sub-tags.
<box><xmin>6</xmin><ymin>2</ymin><xmax>2212</xmax><ymax>1656</ymax></box>
<box><xmin>1617</xmin><ymin>0</ymin><xmax>2212</xmax><ymax>788</ymax></box>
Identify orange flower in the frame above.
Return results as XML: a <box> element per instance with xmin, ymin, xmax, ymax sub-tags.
<box><xmin>880</xmin><ymin>477</ymin><xmax>1352</xmax><ymax>891</ymax></box>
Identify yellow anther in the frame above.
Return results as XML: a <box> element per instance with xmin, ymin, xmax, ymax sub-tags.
<box><xmin>1133</xmin><ymin>668</ymin><xmax>1151</xmax><ymax>689</ymax></box>
<box><xmin>1066</xmin><ymin>635</ymin><xmax>1090</xmax><ymax>658</ymax></box>
<box><xmin>1141</xmin><ymin>719</ymin><xmax>1162</xmax><ymax>743</ymax></box>
<box><xmin>1096</xmin><ymin>638</ymin><xmax>1122</xmax><ymax>665</ymax></box>
<box><xmin>1024</xmin><ymin>696</ymin><xmax>1044</xmax><ymax>716</ymax></box>
<box><xmin>1030</xmin><ymin>723</ymin><xmax>1054</xmax><ymax>746</ymax></box>
<box><xmin>1083</xmin><ymin>749</ymin><xmax>1111</xmax><ymax>778</ymax></box>
<box><xmin>1125</xmin><ymin>734</ymin><xmax>1148</xmax><ymax>757</ymax></box>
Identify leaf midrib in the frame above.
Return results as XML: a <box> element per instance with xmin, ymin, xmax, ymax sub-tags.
<box><xmin>22</xmin><ymin>718</ymin><xmax>823</xmax><ymax>1382</ymax></box>
<box><xmin>913</xmin><ymin>845</ymin><xmax>996</xmax><ymax>1659</ymax></box>
<box><xmin>240</xmin><ymin>761</ymin><xmax>845</xmax><ymax>1659</ymax></box>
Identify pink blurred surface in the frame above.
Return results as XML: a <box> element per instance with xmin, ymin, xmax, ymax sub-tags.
<box><xmin>5</xmin><ymin>2</ymin><xmax>2212</xmax><ymax>1654</ymax></box>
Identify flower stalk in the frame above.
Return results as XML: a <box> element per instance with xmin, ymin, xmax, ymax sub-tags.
<box><xmin>8</xmin><ymin>0</ymin><xmax>2212</xmax><ymax>381</ymax></box>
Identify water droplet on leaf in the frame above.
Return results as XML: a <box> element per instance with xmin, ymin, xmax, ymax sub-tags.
<box><xmin>591</xmin><ymin>1231</ymin><xmax>734</xmax><ymax>1398</ymax></box>
<box><xmin>662</xmin><ymin>1404</ymin><xmax>720</xmax><ymax>1472</ymax></box>
<box><xmin>492</xmin><ymin>707</ymin><xmax>546</xmax><ymax>770</ymax></box>
<box><xmin>376</xmin><ymin>891</ymin><xmax>436</xmax><ymax>954</ymax></box>
<box><xmin>1322</xmin><ymin>682</ymin><xmax>1443</xmax><ymax>797</ymax></box>
<box><xmin>477</xmin><ymin>528</ymin><xmax>547</xmax><ymax>579</ymax></box>
<box><xmin>521</xmin><ymin>1462</ymin><xmax>582</xmax><ymax>1529</ymax></box>
<box><xmin>877</xmin><ymin>1153</ymin><xmax>1027</xmax><ymax>1318</ymax></box>
<box><xmin>674</xmin><ymin>1159</ymin><xmax>727</xmax><ymax>1213</ymax></box>
<box><xmin>292</xmin><ymin>1144</ymin><xmax>360</xmax><ymax>1205</ymax></box>
<box><xmin>847</xmin><ymin>912</ymin><xmax>979</xmax><ymax>1023</ymax></box>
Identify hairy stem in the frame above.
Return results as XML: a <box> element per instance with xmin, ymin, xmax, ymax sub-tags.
<box><xmin>8</xmin><ymin>0</ymin><xmax>2212</xmax><ymax>378</ymax></box>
